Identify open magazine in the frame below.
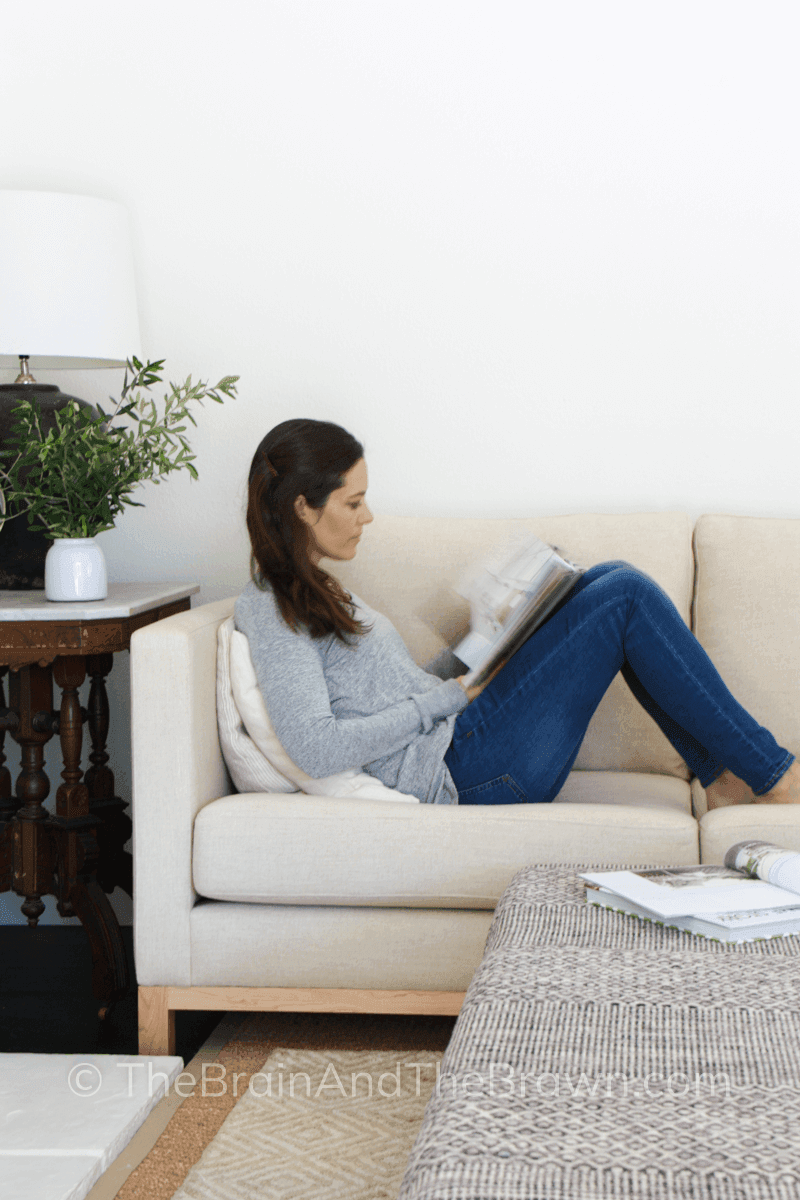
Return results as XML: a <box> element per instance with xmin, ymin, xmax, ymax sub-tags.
<box><xmin>580</xmin><ymin>841</ymin><xmax>800</xmax><ymax>942</ymax></box>
<box><xmin>452</xmin><ymin>533</ymin><xmax>583</xmax><ymax>689</ymax></box>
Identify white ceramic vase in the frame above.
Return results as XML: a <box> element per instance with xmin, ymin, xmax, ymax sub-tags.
<box><xmin>45</xmin><ymin>537</ymin><xmax>108</xmax><ymax>602</ymax></box>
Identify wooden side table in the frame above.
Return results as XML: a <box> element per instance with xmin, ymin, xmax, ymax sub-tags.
<box><xmin>0</xmin><ymin>583</ymin><xmax>199</xmax><ymax>1017</ymax></box>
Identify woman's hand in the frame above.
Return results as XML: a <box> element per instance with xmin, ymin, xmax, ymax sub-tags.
<box><xmin>457</xmin><ymin>658</ymin><xmax>507</xmax><ymax>704</ymax></box>
<box><xmin>456</xmin><ymin>676</ymin><xmax>485</xmax><ymax>703</ymax></box>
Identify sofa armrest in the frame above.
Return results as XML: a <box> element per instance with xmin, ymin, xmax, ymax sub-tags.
<box><xmin>131</xmin><ymin>596</ymin><xmax>235</xmax><ymax>985</ymax></box>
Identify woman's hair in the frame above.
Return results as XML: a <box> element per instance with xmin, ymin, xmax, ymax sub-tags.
<box><xmin>246</xmin><ymin>418</ymin><xmax>370</xmax><ymax>641</ymax></box>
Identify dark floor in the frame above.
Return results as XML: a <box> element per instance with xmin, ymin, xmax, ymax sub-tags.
<box><xmin>0</xmin><ymin>925</ymin><xmax>223</xmax><ymax>1060</ymax></box>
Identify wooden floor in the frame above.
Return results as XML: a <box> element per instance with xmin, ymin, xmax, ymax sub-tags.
<box><xmin>0</xmin><ymin>925</ymin><xmax>221</xmax><ymax>1059</ymax></box>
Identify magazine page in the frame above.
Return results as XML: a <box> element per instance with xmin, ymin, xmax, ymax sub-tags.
<box><xmin>724</xmin><ymin>841</ymin><xmax>800</xmax><ymax>897</ymax></box>
<box><xmin>579</xmin><ymin>867</ymin><xmax>800</xmax><ymax>917</ymax></box>
<box><xmin>453</xmin><ymin>533</ymin><xmax>582</xmax><ymax>688</ymax></box>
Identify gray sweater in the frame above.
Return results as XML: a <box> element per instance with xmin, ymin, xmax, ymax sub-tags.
<box><xmin>234</xmin><ymin>580</ymin><xmax>470</xmax><ymax>803</ymax></box>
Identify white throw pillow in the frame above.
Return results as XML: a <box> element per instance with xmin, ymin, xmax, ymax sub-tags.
<box><xmin>217</xmin><ymin>617</ymin><xmax>420</xmax><ymax>803</ymax></box>
<box><xmin>216</xmin><ymin>618</ymin><xmax>298</xmax><ymax>794</ymax></box>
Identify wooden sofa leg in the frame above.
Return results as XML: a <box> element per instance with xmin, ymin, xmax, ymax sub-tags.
<box><xmin>138</xmin><ymin>986</ymin><xmax>176</xmax><ymax>1056</ymax></box>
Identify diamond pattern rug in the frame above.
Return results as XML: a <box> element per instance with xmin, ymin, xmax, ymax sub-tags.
<box><xmin>171</xmin><ymin>1044</ymin><xmax>443</xmax><ymax>1200</ymax></box>
<box><xmin>115</xmin><ymin>1011</ymin><xmax>454</xmax><ymax>1200</ymax></box>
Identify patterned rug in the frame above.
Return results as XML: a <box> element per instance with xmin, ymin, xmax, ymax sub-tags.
<box><xmin>115</xmin><ymin>1010</ymin><xmax>455</xmax><ymax>1200</ymax></box>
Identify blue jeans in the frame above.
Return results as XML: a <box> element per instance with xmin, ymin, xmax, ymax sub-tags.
<box><xmin>444</xmin><ymin>561</ymin><xmax>794</xmax><ymax>805</ymax></box>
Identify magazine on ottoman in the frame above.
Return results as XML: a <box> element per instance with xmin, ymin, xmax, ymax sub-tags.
<box><xmin>581</xmin><ymin>840</ymin><xmax>800</xmax><ymax>942</ymax></box>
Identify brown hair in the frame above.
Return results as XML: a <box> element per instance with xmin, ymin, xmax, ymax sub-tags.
<box><xmin>246</xmin><ymin>419</ymin><xmax>370</xmax><ymax>641</ymax></box>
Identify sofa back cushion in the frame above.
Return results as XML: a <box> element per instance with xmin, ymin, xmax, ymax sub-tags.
<box><xmin>693</xmin><ymin>514</ymin><xmax>800</xmax><ymax>762</ymax></box>
<box><xmin>332</xmin><ymin>512</ymin><xmax>694</xmax><ymax>778</ymax></box>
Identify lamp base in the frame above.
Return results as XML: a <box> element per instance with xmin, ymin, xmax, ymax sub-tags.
<box><xmin>0</xmin><ymin>384</ymin><xmax>92</xmax><ymax>589</ymax></box>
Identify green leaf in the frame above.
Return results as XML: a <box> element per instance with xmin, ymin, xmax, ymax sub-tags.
<box><xmin>0</xmin><ymin>358</ymin><xmax>238</xmax><ymax>537</ymax></box>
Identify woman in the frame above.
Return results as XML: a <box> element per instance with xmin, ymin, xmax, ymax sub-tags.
<box><xmin>235</xmin><ymin>418</ymin><xmax>800</xmax><ymax>808</ymax></box>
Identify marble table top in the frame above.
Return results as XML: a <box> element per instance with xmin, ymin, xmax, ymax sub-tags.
<box><xmin>0</xmin><ymin>582</ymin><xmax>199</xmax><ymax>622</ymax></box>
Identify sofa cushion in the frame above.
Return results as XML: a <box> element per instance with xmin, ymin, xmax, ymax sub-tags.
<box><xmin>217</xmin><ymin>617</ymin><xmax>419</xmax><ymax>803</ymax></box>
<box><xmin>699</xmin><ymin>805</ymin><xmax>800</xmax><ymax>865</ymax></box>
<box><xmin>693</xmin><ymin>514</ymin><xmax>800</xmax><ymax>771</ymax></box>
<box><xmin>192</xmin><ymin>771</ymin><xmax>698</xmax><ymax>909</ymax></box>
<box><xmin>189</xmin><ymin>903</ymin><xmax>495</xmax><ymax>990</ymax></box>
<box><xmin>332</xmin><ymin>512</ymin><xmax>694</xmax><ymax>779</ymax></box>
<box><xmin>216</xmin><ymin>613</ymin><xmax>297</xmax><ymax>794</ymax></box>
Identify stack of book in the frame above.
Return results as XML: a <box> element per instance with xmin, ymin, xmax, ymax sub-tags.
<box><xmin>581</xmin><ymin>840</ymin><xmax>800</xmax><ymax>942</ymax></box>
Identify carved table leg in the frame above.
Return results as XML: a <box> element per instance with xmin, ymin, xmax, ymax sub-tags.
<box><xmin>85</xmin><ymin>653</ymin><xmax>132</xmax><ymax>897</ymax></box>
<box><xmin>0</xmin><ymin>666</ymin><xmax>20</xmax><ymax>893</ymax></box>
<box><xmin>0</xmin><ymin>668</ymin><xmax>14</xmax><ymax>811</ymax></box>
<box><xmin>52</xmin><ymin>654</ymin><xmax>89</xmax><ymax>923</ymax></box>
<box><xmin>8</xmin><ymin>664</ymin><xmax>55</xmax><ymax>924</ymax></box>
<box><xmin>52</xmin><ymin>656</ymin><xmax>129</xmax><ymax>1017</ymax></box>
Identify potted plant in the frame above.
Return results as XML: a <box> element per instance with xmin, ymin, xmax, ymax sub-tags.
<box><xmin>0</xmin><ymin>358</ymin><xmax>238</xmax><ymax>601</ymax></box>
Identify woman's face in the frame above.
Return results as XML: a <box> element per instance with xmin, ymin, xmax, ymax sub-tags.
<box><xmin>294</xmin><ymin>457</ymin><xmax>373</xmax><ymax>565</ymax></box>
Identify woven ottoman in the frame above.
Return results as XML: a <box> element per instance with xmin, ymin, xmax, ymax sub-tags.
<box><xmin>397</xmin><ymin>863</ymin><xmax>800</xmax><ymax>1200</ymax></box>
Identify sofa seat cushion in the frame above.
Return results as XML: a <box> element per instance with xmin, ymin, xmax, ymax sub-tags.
<box><xmin>699</xmin><ymin>805</ymin><xmax>800</xmax><ymax>865</ymax></box>
<box><xmin>192</xmin><ymin>771</ymin><xmax>698</xmax><ymax>909</ymax></box>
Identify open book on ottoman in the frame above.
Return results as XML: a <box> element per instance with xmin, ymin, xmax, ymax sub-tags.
<box><xmin>582</xmin><ymin>840</ymin><xmax>800</xmax><ymax>942</ymax></box>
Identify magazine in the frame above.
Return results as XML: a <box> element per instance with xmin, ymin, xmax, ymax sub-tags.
<box><xmin>452</xmin><ymin>533</ymin><xmax>583</xmax><ymax>689</ymax></box>
<box><xmin>580</xmin><ymin>841</ymin><xmax>800</xmax><ymax>943</ymax></box>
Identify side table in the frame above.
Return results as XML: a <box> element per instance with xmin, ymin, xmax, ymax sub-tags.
<box><xmin>0</xmin><ymin>582</ymin><xmax>199</xmax><ymax>1017</ymax></box>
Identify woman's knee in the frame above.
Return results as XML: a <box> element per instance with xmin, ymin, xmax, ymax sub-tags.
<box><xmin>605</xmin><ymin>564</ymin><xmax>671</xmax><ymax>618</ymax></box>
<box><xmin>560</xmin><ymin>559</ymin><xmax>665</xmax><ymax>630</ymax></box>
<box><xmin>582</xmin><ymin>562</ymin><xmax>660</xmax><ymax>606</ymax></box>
<box><xmin>580</xmin><ymin>560</ymin><xmax>639</xmax><ymax>586</ymax></box>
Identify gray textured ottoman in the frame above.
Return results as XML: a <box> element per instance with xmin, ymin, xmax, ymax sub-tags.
<box><xmin>398</xmin><ymin>864</ymin><xmax>800</xmax><ymax>1200</ymax></box>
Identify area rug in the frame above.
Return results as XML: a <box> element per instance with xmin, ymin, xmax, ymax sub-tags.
<box><xmin>115</xmin><ymin>1011</ymin><xmax>455</xmax><ymax>1200</ymax></box>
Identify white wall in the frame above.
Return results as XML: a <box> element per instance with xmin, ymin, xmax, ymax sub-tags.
<box><xmin>2</xmin><ymin>0</ymin><xmax>799</xmax><ymax>923</ymax></box>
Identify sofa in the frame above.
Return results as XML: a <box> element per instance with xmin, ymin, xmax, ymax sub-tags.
<box><xmin>132</xmin><ymin>511</ymin><xmax>800</xmax><ymax>1055</ymax></box>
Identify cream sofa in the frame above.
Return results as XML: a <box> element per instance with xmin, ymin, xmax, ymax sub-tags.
<box><xmin>132</xmin><ymin>512</ymin><xmax>800</xmax><ymax>1054</ymax></box>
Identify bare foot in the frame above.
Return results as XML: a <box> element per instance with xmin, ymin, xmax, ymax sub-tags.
<box><xmin>755</xmin><ymin>760</ymin><xmax>800</xmax><ymax>804</ymax></box>
<box><xmin>705</xmin><ymin>768</ymin><xmax>756</xmax><ymax>810</ymax></box>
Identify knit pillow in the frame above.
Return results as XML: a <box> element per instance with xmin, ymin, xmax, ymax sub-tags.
<box><xmin>217</xmin><ymin>617</ymin><xmax>420</xmax><ymax>803</ymax></box>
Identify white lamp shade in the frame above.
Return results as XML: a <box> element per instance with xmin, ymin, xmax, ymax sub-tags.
<box><xmin>0</xmin><ymin>190</ymin><xmax>142</xmax><ymax>370</ymax></box>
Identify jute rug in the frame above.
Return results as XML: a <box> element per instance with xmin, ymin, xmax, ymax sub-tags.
<box><xmin>115</xmin><ymin>1011</ymin><xmax>455</xmax><ymax>1200</ymax></box>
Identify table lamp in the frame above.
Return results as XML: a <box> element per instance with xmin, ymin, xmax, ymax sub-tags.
<box><xmin>0</xmin><ymin>190</ymin><xmax>142</xmax><ymax>588</ymax></box>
